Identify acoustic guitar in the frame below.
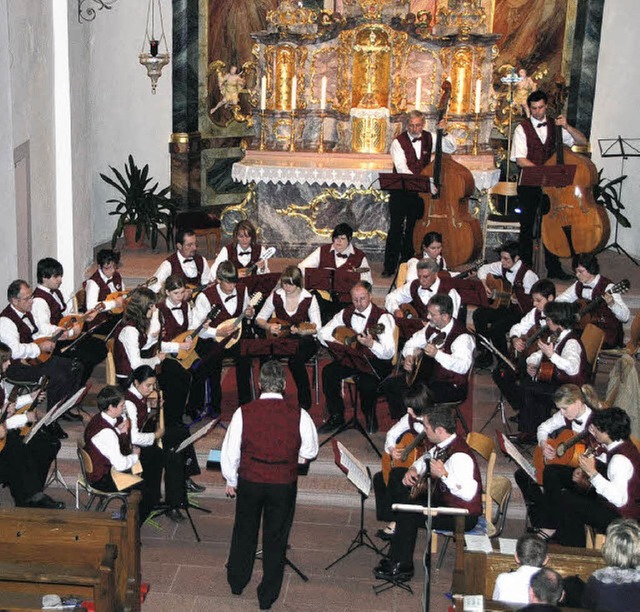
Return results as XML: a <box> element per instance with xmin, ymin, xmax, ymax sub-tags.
<box><xmin>533</xmin><ymin>331</ymin><xmax>559</xmax><ymax>383</ymax></box>
<box><xmin>576</xmin><ymin>279</ymin><xmax>630</xmax><ymax>329</ymax></box>
<box><xmin>532</xmin><ymin>428</ymin><xmax>590</xmax><ymax>485</ymax></box>
<box><xmin>409</xmin><ymin>444</ymin><xmax>453</xmax><ymax>500</ymax></box>
<box><xmin>406</xmin><ymin>331</ymin><xmax>446</xmax><ymax>386</ymax></box>
<box><xmin>485</xmin><ymin>275</ymin><xmax>515</xmax><ymax>310</ymax></box>
<box><xmin>17</xmin><ymin>376</ymin><xmax>50</xmax><ymax>438</ymax></box>
<box><xmin>381</xmin><ymin>430</ymin><xmax>427</xmax><ymax>485</ymax></box>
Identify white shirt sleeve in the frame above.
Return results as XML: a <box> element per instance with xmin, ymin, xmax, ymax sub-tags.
<box><xmin>0</xmin><ymin>316</ymin><xmax>40</xmax><ymax>360</ymax></box>
<box><xmin>369</xmin><ymin>313</ymin><xmax>397</xmax><ymax>360</ymax></box>
<box><xmin>384</xmin><ymin>414</ymin><xmax>415</xmax><ymax>454</ymax></box>
<box><xmin>509</xmin><ymin>308</ymin><xmax>538</xmax><ymax>338</ymax></box>
<box><xmin>317</xmin><ymin>311</ymin><xmax>344</xmax><ymax>347</ymax></box>
<box><xmin>591</xmin><ymin>453</ymin><xmax>634</xmax><ymax>507</ymax></box>
<box><xmin>385</xmin><ymin>283</ymin><xmax>414</xmax><ymax>313</ymax></box>
<box><xmin>299</xmin><ymin>410</ymin><xmax>319</xmax><ymax>461</ymax></box>
<box><xmin>149</xmin><ymin>260</ymin><xmax>172</xmax><ymax>294</ymax></box>
<box><xmin>298</xmin><ymin>247</ymin><xmax>322</xmax><ymax>273</ymax></box>
<box><xmin>221</xmin><ymin>407</ymin><xmax>244</xmax><ymax>487</ymax></box>
<box><xmin>31</xmin><ymin>297</ymin><xmax>61</xmax><ymax>338</ymax></box>
<box><xmin>604</xmin><ymin>281</ymin><xmax>630</xmax><ymax>322</ymax></box>
<box><xmin>439</xmin><ymin>452</ymin><xmax>479</xmax><ymax>502</ymax></box>
<box><xmin>511</xmin><ymin>124</ymin><xmax>527</xmax><ymax>161</ymax></box>
<box><xmin>125</xmin><ymin>400</ymin><xmax>156</xmax><ymax>447</ymax></box>
<box><xmin>91</xmin><ymin>427</ymin><xmax>139</xmax><ymax>472</ymax></box>
<box><xmin>117</xmin><ymin>326</ymin><xmax>161</xmax><ymax>372</ymax></box>
<box><xmin>433</xmin><ymin>332</ymin><xmax>475</xmax><ymax>375</ymax></box>
<box><xmin>256</xmin><ymin>291</ymin><xmax>275</xmax><ymax>323</ymax></box>
<box><xmin>390</xmin><ymin>138</ymin><xmax>411</xmax><ymax>174</ymax></box>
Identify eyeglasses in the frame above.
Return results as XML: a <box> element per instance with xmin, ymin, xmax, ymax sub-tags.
<box><xmin>17</xmin><ymin>294</ymin><xmax>34</xmax><ymax>302</ymax></box>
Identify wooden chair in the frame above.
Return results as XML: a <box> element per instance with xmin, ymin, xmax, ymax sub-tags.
<box><xmin>581</xmin><ymin>323</ymin><xmax>606</xmax><ymax>382</ymax></box>
<box><xmin>105</xmin><ymin>338</ymin><xmax>116</xmax><ymax>386</ymax></box>
<box><xmin>395</xmin><ymin>262</ymin><xmax>408</xmax><ymax>288</ymax></box>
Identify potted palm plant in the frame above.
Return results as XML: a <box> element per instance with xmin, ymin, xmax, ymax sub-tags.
<box><xmin>101</xmin><ymin>155</ymin><xmax>177</xmax><ymax>250</ymax></box>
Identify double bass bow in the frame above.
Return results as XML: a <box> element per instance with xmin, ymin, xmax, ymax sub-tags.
<box><xmin>412</xmin><ymin>80</ymin><xmax>481</xmax><ymax>269</ymax></box>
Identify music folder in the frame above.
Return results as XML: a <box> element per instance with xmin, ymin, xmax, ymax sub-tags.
<box><xmin>326</xmin><ymin>341</ymin><xmax>378</xmax><ymax>378</ymax></box>
<box><xmin>378</xmin><ymin>173</ymin><xmax>432</xmax><ymax>193</ymax></box>
<box><xmin>519</xmin><ymin>164</ymin><xmax>576</xmax><ymax>188</ymax></box>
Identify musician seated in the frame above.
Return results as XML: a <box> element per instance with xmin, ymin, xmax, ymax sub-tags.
<box><xmin>512</xmin><ymin>302</ymin><xmax>589</xmax><ymax>442</ymax></box>
<box><xmin>113</xmin><ymin>287</ymin><xmax>192</xmax><ymax>428</ymax></box>
<box><xmin>493</xmin><ymin>534</ymin><xmax>549</xmax><ymax>605</ymax></box>
<box><xmin>32</xmin><ymin>257</ymin><xmax>107</xmax><ymax>399</ymax></box>
<box><xmin>84</xmin><ymin>248</ymin><xmax>125</xmax><ymax>335</ymax></box>
<box><xmin>84</xmin><ymin>385</ymin><xmax>157</xmax><ymax>524</ymax></box>
<box><xmin>474</xmin><ymin>241</ymin><xmax>539</xmax><ymax>369</ymax></box>
<box><xmin>209</xmin><ymin>219</ymin><xmax>270</xmax><ymax>281</ymax></box>
<box><xmin>149</xmin><ymin>227</ymin><xmax>210</xmax><ymax>296</ymax></box>
<box><xmin>317</xmin><ymin>281</ymin><xmax>395</xmax><ymax>434</ymax></box>
<box><xmin>125</xmin><ymin>366</ymin><xmax>204</xmax><ymax>523</ymax></box>
<box><xmin>190</xmin><ymin>261</ymin><xmax>254</xmax><ymax>415</ymax></box>
<box><xmin>372</xmin><ymin>383</ymin><xmax>433</xmax><ymax>541</ymax></box>
<box><xmin>299</xmin><ymin>223</ymin><xmax>373</xmax><ymax>323</ymax></box>
<box><xmin>373</xmin><ymin>406</ymin><xmax>482</xmax><ymax>582</ymax></box>
<box><xmin>0</xmin><ymin>280</ymin><xmax>83</xmax><ymax>439</ymax></box>
<box><xmin>515</xmin><ymin>384</ymin><xmax>599</xmax><ymax>533</ymax></box>
<box><xmin>0</xmin><ymin>341</ymin><xmax>63</xmax><ymax>506</ymax></box>
<box><xmin>255</xmin><ymin>266</ymin><xmax>321</xmax><ymax>411</ymax></box>
<box><xmin>385</xmin><ymin>257</ymin><xmax>462</xmax><ymax>333</ymax></box>
<box><xmin>405</xmin><ymin>231</ymin><xmax>449</xmax><ymax>283</ymax></box>
<box><xmin>556</xmin><ymin>253</ymin><xmax>630</xmax><ymax>349</ymax></box>
<box><xmin>383</xmin><ymin>294</ymin><xmax>475</xmax><ymax>420</ymax></box>
<box><xmin>551</xmin><ymin>407</ymin><xmax>640</xmax><ymax>547</ymax></box>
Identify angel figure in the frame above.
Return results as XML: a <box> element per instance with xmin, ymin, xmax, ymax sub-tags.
<box><xmin>513</xmin><ymin>67</ymin><xmax>537</xmax><ymax>116</ymax></box>
<box><xmin>210</xmin><ymin>64</ymin><xmax>245</xmax><ymax>115</ymax></box>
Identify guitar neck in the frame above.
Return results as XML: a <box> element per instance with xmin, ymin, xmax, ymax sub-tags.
<box><xmin>400</xmin><ymin>430</ymin><xmax>426</xmax><ymax>462</ymax></box>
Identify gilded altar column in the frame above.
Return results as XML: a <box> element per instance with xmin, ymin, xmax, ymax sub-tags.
<box><xmin>170</xmin><ymin>0</ymin><xmax>201</xmax><ymax>209</ymax></box>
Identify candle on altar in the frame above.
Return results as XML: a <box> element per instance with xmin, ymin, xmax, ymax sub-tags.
<box><xmin>475</xmin><ymin>78</ymin><xmax>481</xmax><ymax>114</ymax></box>
<box><xmin>320</xmin><ymin>76</ymin><xmax>327</xmax><ymax>111</ymax></box>
<box><xmin>415</xmin><ymin>77</ymin><xmax>422</xmax><ymax>111</ymax></box>
<box><xmin>260</xmin><ymin>76</ymin><xmax>267</xmax><ymax>111</ymax></box>
<box><xmin>291</xmin><ymin>76</ymin><xmax>297</xmax><ymax>111</ymax></box>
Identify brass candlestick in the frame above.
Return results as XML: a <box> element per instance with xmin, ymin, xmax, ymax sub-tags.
<box><xmin>259</xmin><ymin>110</ymin><xmax>266</xmax><ymax>151</ymax></box>
<box><xmin>471</xmin><ymin>112</ymin><xmax>481</xmax><ymax>156</ymax></box>
<box><xmin>318</xmin><ymin>110</ymin><xmax>326</xmax><ymax>153</ymax></box>
<box><xmin>288</xmin><ymin>110</ymin><xmax>296</xmax><ymax>152</ymax></box>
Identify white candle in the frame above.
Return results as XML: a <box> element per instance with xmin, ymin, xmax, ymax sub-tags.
<box><xmin>415</xmin><ymin>77</ymin><xmax>422</xmax><ymax>111</ymax></box>
<box><xmin>260</xmin><ymin>76</ymin><xmax>267</xmax><ymax>111</ymax></box>
<box><xmin>474</xmin><ymin>78</ymin><xmax>481</xmax><ymax>114</ymax></box>
<box><xmin>291</xmin><ymin>76</ymin><xmax>297</xmax><ymax>111</ymax></box>
<box><xmin>320</xmin><ymin>76</ymin><xmax>327</xmax><ymax>111</ymax></box>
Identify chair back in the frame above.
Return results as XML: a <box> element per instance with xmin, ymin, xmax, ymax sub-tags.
<box><xmin>391</xmin><ymin>324</ymin><xmax>401</xmax><ymax>367</ymax></box>
<box><xmin>466</xmin><ymin>431</ymin><xmax>496</xmax><ymax>527</ymax></box>
<box><xmin>396</xmin><ymin>262</ymin><xmax>408</xmax><ymax>288</ymax></box>
<box><xmin>77</xmin><ymin>441</ymin><xmax>93</xmax><ymax>483</ymax></box>
<box><xmin>488</xmin><ymin>475</ymin><xmax>512</xmax><ymax>538</ymax></box>
<box><xmin>105</xmin><ymin>338</ymin><xmax>116</xmax><ymax>386</ymax></box>
<box><xmin>581</xmin><ymin>323</ymin><xmax>606</xmax><ymax>381</ymax></box>
<box><xmin>73</xmin><ymin>288</ymin><xmax>87</xmax><ymax>313</ymax></box>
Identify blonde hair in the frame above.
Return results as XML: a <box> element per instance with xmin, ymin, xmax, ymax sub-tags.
<box><xmin>553</xmin><ymin>384</ymin><xmax>601</xmax><ymax>410</ymax></box>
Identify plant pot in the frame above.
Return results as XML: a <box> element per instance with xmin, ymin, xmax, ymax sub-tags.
<box><xmin>123</xmin><ymin>224</ymin><xmax>146</xmax><ymax>250</ymax></box>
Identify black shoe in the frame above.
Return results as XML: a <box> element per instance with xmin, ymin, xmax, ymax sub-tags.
<box><xmin>374</xmin><ymin>561</ymin><xmax>414</xmax><ymax>581</ymax></box>
<box><xmin>381</xmin><ymin>269</ymin><xmax>395</xmax><ymax>278</ymax></box>
<box><xmin>374</xmin><ymin>557</ymin><xmax>393</xmax><ymax>574</ymax></box>
<box><xmin>318</xmin><ymin>415</ymin><xmax>345</xmax><ymax>434</ymax></box>
<box><xmin>547</xmin><ymin>269</ymin><xmax>574</xmax><ymax>281</ymax></box>
<box><xmin>167</xmin><ymin>508</ymin><xmax>186</xmax><ymax>523</ymax></box>
<box><xmin>27</xmin><ymin>493</ymin><xmax>65</xmax><ymax>510</ymax></box>
<box><xmin>375</xmin><ymin>527</ymin><xmax>395</xmax><ymax>541</ymax></box>
<box><xmin>508</xmin><ymin>415</ymin><xmax>519</xmax><ymax>424</ymax></box>
<box><xmin>48</xmin><ymin>422</ymin><xmax>68</xmax><ymax>439</ymax></box>
<box><xmin>185</xmin><ymin>478</ymin><xmax>206</xmax><ymax>493</ymax></box>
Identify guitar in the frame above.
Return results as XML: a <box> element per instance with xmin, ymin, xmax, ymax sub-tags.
<box><xmin>381</xmin><ymin>430</ymin><xmax>427</xmax><ymax>485</ymax></box>
<box><xmin>332</xmin><ymin>323</ymin><xmax>385</xmax><ymax>347</ymax></box>
<box><xmin>169</xmin><ymin>304</ymin><xmax>222</xmax><ymax>369</ymax></box>
<box><xmin>438</xmin><ymin>258</ymin><xmax>487</xmax><ymax>280</ymax></box>
<box><xmin>534</xmin><ymin>331</ymin><xmax>559</xmax><ymax>383</ymax></box>
<box><xmin>106</xmin><ymin>276</ymin><xmax>158</xmax><ymax>314</ymax></box>
<box><xmin>238</xmin><ymin>246</ymin><xmax>276</xmax><ymax>278</ymax></box>
<box><xmin>17</xmin><ymin>376</ymin><xmax>50</xmax><ymax>438</ymax></box>
<box><xmin>409</xmin><ymin>444</ymin><xmax>453</xmax><ymax>500</ymax></box>
<box><xmin>485</xmin><ymin>274</ymin><xmax>515</xmax><ymax>309</ymax></box>
<box><xmin>532</xmin><ymin>428</ymin><xmax>591</xmax><ymax>485</ymax></box>
<box><xmin>576</xmin><ymin>279</ymin><xmax>630</xmax><ymax>328</ymax></box>
<box><xmin>215</xmin><ymin>292</ymin><xmax>264</xmax><ymax>349</ymax></box>
<box><xmin>0</xmin><ymin>384</ymin><xmax>23</xmax><ymax>453</ymax></box>
<box><xmin>266</xmin><ymin>318</ymin><xmax>317</xmax><ymax>338</ymax></box>
<box><xmin>406</xmin><ymin>331</ymin><xmax>446</xmax><ymax>386</ymax></box>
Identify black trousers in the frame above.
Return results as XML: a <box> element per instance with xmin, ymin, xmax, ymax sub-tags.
<box><xmin>373</xmin><ymin>466</ymin><xmax>408</xmax><ymax>522</ymax></box>
<box><xmin>387</xmin><ymin>471</ymin><xmax>478</xmax><ymax>567</ymax></box>
<box><xmin>517</xmin><ymin>185</ymin><xmax>563</xmax><ymax>273</ymax></box>
<box><xmin>383</xmin><ymin>190</ymin><xmax>423</xmax><ymax>273</ymax></box>
<box><xmin>25</xmin><ymin>428</ymin><xmax>61</xmax><ymax>488</ymax></box>
<box><xmin>157</xmin><ymin>358</ymin><xmax>193</xmax><ymax>427</ymax></box>
<box><xmin>56</xmin><ymin>336</ymin><xmax>107</xmax><ymax>387</ymax></box>
<box><xmin>473</xmin><ymin>306</ymin><xmax>523</xmax><ymax>356</ymax></box>
<box><xmin>0</xmin><ymin>431</ymin><xmax>44</xmax><ymax>504</ymax></box>
<box><xmin>227</xmin><ymin>478</ymin><xmax>298</xmax><ymax>609</ymax></box>
<box><xmin>286</xmin><ymin>337</ymin><xmax>317</xmax><ymax>410</ymax></box>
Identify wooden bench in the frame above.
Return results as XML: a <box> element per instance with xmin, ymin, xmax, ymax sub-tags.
<box><xmin>0</xmin><ymin>491</ymin><xmax>141</xmax><ymax>612</ymax></box>
<box><xmin>459</xmin><ymin>542</ymin><xmax>606</xmax><ymax>600</ymax></box>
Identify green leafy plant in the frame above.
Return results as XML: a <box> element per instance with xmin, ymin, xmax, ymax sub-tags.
<box><xmin>594</xmin><ymin>169</ymin><xmax>631</xmax><ymax>229</ymax></box>
<box><xmin>101</xmin><ymin>155</ymin><xmax>177</xmax><ymax>250</ymax></box>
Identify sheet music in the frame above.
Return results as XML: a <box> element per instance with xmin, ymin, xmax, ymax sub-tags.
<box><xmin>499</xmin><ymin>432</ymin><xmax>537</xmax><ymax>482</ymax></box>
<box><xmin>175</xmin><ymin>417</ymin><xmax>219</xmax><ymax>453</ymax></box>
<box><xmin>464</xmin><ymin>533</ymin><xmax>493</xmax><ymax>553</ymax></box>
<box><xmin>335</xmin><ymin>441</ymin><xmax>371</xmax><ymax>496</ymax></box>
<box><xmin>463</xmin><ymin>595</ymin><xmax>484</xmax><ymax>612</ymax></box>
<box><xmin>499</xmin><ymin>538</ymin><xmax>518</xmax><ymax>556</ymax></box>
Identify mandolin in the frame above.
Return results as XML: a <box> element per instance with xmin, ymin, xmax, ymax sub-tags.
<box><xmin>332</xmin><ymin>323</ymin><xmax>385</xmax><ymax>347</ymax></box>
<box><xmin>266</xmin><ymin>318</ymin><xmax>317</xmax><ymax>338</ymax></box>
<box><xmin>106</xmin><ymin>276</ymin><xmax>158</xmax><ymax>315</ymax></box>
<box><xmin>17</xmin><ymin>376</ymin><xmax>50</xmax><ymax>437</ymax></box>
<box><xmin>215</xmin><ymin>292</ymin><xmax>263</xmax><ymax>349</ymax></box>
<box><xmin>169</xmin><ymin>304</ymin><xmax>222</xmax><ymax>369</ymax></box>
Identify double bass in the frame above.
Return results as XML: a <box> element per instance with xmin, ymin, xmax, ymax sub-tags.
<box><xmin>412</xmin><ymin>81</ymin><xmax>482</xmax><ymax>269</ymax></box>
<box><xmin>541</xmin><ymin>121</ymin><xmax>609</xmax><ymax>257</ymax></box>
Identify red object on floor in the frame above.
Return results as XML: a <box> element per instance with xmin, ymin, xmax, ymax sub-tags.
<box><xmin>81</xmin><ymin>602</ymin><xmax>95</xmax><ymax>612</ymax></box>
<box><xmin>140</xmin><ymin>581</ymin><xmax>150</xmax><ymax>602</ymax></box>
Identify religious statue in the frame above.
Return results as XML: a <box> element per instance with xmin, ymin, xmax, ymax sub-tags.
<box><xmin>513</xmin><ymin>67</ymin><xmax>536</xmax><ymax>116</ymax></box>
<box><xmin>210</xmin><ymin>65</ymin><xmax>245</xmax><ymax>115</ymax></box>
<box><xmin>208</xmin><ymin>61</ymin><xmax>254</xmax><ymax>127</ymax></box>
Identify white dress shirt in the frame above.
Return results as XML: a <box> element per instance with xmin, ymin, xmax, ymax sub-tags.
<box><xmin>405</xmin><ymin>255</ymin><xmax>450</xmax><ymax>283</ymax></box>
<box><xmin>85</xmin><ymin>269</ymin><xmax>125</xmax><ymax>312</ymax></box>
<box><xmin>161</xmin><ymin>297</ymin><xmax>196</xmax><ymax>335</ymax></box>
<box><xmin>192</xmin><ymin>285</ymin><xmax>250</xmax><ymax>340</ymax></box>
<box><xmin>385</xmin><ymin>277</ymin><xmax>461</xmax><ymax>319</ymax></box>
<box><xmin>256</xmin><ymin>288</ymin><xmax>322</xmax><ymax>332</ymax></box>
<box><xmin>209</xmin><ymin>244</ymin><xmax>270</xmax><ymax>282</ymax></box>
<box><xmin>298</xmin><ymin>243</ymin><xmax>373</xmax><ymax>285</ymax></box>
<box><xmin>477</xmin><ymin>260</ymin><xmax>538</xmax><ymax>295</ymax></box>
<box><xmin>384</xmin><ymin>414</ymin><xmax>425</xmax><ymax>455</ymax></box>
<box><xmin>493</xmin><ymin>564</ymin><xmax>541</xmax><ymax>604</ymax></box>
<box><xmin>2</xmin><ymin>379</ymin><xmax>35</xmax><ymax>430</ymax></box>
<box><xmin>318</xmin><ymin>304</ymin><xmax>396</xmax><ymax>360</ymax></box>
<box><xmin>125</xmin><ymin>386</ymin><xmax>156</xmax><ymax>447</ymax></box>
<box><xmin>0</xmin><ymin>306</ymin><xmax>40</xmax><ymax>360</ymax></box>
<box><xmin>150</xmin><ymin>252</ymin><xmax>210</xmax><ymax>294</ymax></box>
<box><xmin>32</xmin><ymin>285</ymin><xmax>68</xmax><ymax>338</ymax></box>
<box><xmin>556</xmin><ymin>276</ymin><xmax>630</xmax><ymax>322</ymax></box>
<box><xmin>590</xmin><ymin>440</ymin><xmax>635</xmax><ymax>508</ymax></box>
<box><xmin>220</xmin><ymin>392</ymin><xmax>319</xmax><ymax>487</ymax></box>
<box><xmin>90</xmin><ymin>412</ymin><xmax>139</xmax><ymax>473</ymax></box>
<box><xmin>511</xmin><ymin>117</ymin><xmax>575</xmax><ymax>162</ymax></box>
<box><xmin>526</xmin><ymin>328</ymin><xmax>582</xmax><ymax>376</ymax></box>
<box><xmin>537</xmin><ymin>406</ymin><xmax>592</xmax><ymax>445</ymax></box>
<box><xmin>390</xmin><ymin>131</ymin><xmax>456</xmax><ymax>174</ymax></box>
<box><xmin>509</xmin><ymin>307</ymin><xmax>545</xmax><ymax>339</ymax></box>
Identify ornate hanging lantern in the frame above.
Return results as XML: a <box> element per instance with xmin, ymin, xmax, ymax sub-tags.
<box><xmin>139</xmin><ymin>0</ymin><xmax>170</xmax><ymax>94</ymax></box>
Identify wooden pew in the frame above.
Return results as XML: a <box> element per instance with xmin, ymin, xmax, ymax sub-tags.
<box><xmin>0</xmin><ymin>491</ymin><xmax>141</xmax><ymax>612</ymax></box>
<box><xmin>459</xmin><ymin>542</ymin><xmax>605</xmax><ymax>600</ymax></box>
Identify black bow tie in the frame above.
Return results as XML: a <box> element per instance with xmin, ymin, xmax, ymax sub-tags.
<box><xmin>183</xmin><ymin>258</ymin><xmax>194</xmax><ymax>263</ymax></box>
<box><xmin>336</xmin><ymin>253</ymin><xmax>348</xmax><ymax>259</ymax></box>
<box><xmin>584</xmin><ymin>285</ymin><xmax>593</xmax><ymax>290</ymax></box>
<box><xmin>224</xmin><ymin>294</ymin><xmax>236</xmax><ymax>303</ymax></box>
<box><xmin>239</xmin><ymin>251</ymin><xmax>251</xmax><ymax>256</ymax></box>
<box><xmin>421</xmin><ymin>287</ymin><xmax>433</xmax><ymax>293</ymax></box>
<box><xmin>21</xmin><ymin>314</ymin><xmax>30</xmax><ymax>320</ymax></box>
<box><xmin>353</xmin><ymin>312</ymin><xmax>366</xmax><ymax>318</ymax></box>
<box><xmin>574</xmin><ymin>420</ymin><xmax>583</xmax><ymax>426</ymax></box>
<box><xmin>536</xmin><ymin>122</ymin><xmax>547</xmax><ymax>128</ymax></box>
<box><xmin>411</xmin><ymin>137</ymin><xmax>421</xmax><ymax>143</ymax></box>
<box><xmin>171</xmin><ymin>306</ymin><xmax>182</xmax><ymax>311</ymax></box>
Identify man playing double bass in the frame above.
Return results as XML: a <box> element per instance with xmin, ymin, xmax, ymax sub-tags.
<box><xmin>382</xmin><ymin>110</ymin><xmax>456</xmax><ymax>278</ymax></box>
<box><xmin>512</xmin><ymin>90</ymin><xmax>587</xmax><ymax>280</ymax></box>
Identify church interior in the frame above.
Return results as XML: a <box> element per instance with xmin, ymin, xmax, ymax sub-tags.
<box><xmin>1</xmin><ymin>0</ymin><xmax>640</xmax><ymax>610</ymax></box>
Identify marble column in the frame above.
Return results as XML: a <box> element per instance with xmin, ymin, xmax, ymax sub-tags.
<box><xmin>170</xmin><ymin>0</ymin><xmax>201</xmax><ymax>209</ymax></box>
<box><xmin>568</xmin><ymin>0</ymin><xmax>604</xmax><ymax>138</ymax></box>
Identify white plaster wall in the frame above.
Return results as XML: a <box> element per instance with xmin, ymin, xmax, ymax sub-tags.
<box><xmin>89</xmin><ymin>1</ymin><xmax>173</xmax><ymax>247</ymax></box>
<box><xmin>591</xmin><ymin>0</ymin><xmax>640</xmax><ymax>259</ymax></box>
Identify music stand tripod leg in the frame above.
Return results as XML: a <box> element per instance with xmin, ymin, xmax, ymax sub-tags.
<box><xmin>256</xmin><ymin>545</ymin><xmax>309</xmax><ymax>582</ymax></box>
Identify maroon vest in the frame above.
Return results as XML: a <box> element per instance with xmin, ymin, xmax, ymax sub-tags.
<box><xmin>238</xmin><ymin>398</ymin><xmax>302</xmax><ymax>484</ymax></box>
<box><xmin>272</xmin><ymin>291</ymin><xmax>312</xmax><ymax>326</ymax></box>
<box><xmin>157</xmin><ymin>300</ymin><xmax>189</xmax><ymax>341</ymax></box>
<box><xmin>521</xmin><ymin>117</ymin><xmax>557</xmax><ymax>166</ymax></box>
<box><xmin>225</xmin><ymin>244</ymin><xmax>262</xmax><ymax>271</ymax></box>
<box><xmin>552</xmin><ymin>330</ymin><xmax>589</xmax><ymax>385</ymax></box>
<box><xmin>432</xmin><ymin>436</ymin><xmax>483</xmax><ymax>515</ymax></box>
<box><xmin>501</xmin><ymin>263</ymin><xmax>534</xmax><ymax>312</ymax></box>
<box><xmin>409</xmin><ymin>277</ymin><xmax>457</xmax><ymax>319</ymax></box>
<box><xmin>596</xmin><ymin>441</ymin><xmax>640</xmax><ymax>519</ymax></box>
<box><xmin>423</xmin><ymin>320</ymin><xmax>471</xmax><ymax>387</ymax></box>
<box><xmin>201</xmin><ymin>285</ymin><xmax>243</xmax><ymax>326</ymax></box>
<box><xmin>576</xmin><ymin>277</ymin><xmax>624</xmax><ymax>348</ymax></box>
<box><xmin>318</xmin><ymin>244</ymin><xmax>365</xmax><ymax>271</ymax></box>
<box><xmin>87</xmin><ymin>270</ymin><xmax>123</xmax><ymax>300</ymax></box>
<box><xmin>394</xmin><ymin>131</ymin><xmax>433</xmax><ymax>174</ymax></box>
<box><xmin>33</xmin><ymin>287</ymin><xmax>66</xmax><ymax>324</ymax></box>
<box><xmin>341</xmin><ymin>303</ymin><xmax>389</xmax><ymax>364</ymax></box>
<box><xmin>113</xmin><ymin>323</ymin><xmax>149</xmax><ymax>378</ymax></box>
<box><xmin>166</xmin><ymin>252</ymin><xmax>205</xmax><ymax>284</ymax></box>
<box><xmin>125</xmin><ymin>390</ymin><xmax>150</xmax><ymax>436</ymax></box>
<box><xmin>0</xmin><ymin>306</ymin><xmax>37</xmax><ymax>364</ymax></box>
<box><xmin>84</xmin><ymin>413</ymin><xmax>130</xmax><ymax>483</ymax></box>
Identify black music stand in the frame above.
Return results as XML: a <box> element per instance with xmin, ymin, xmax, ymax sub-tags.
<box><xmin>597</xmin><ymin>136</ymin><xmax>640</xmax><ymax>266</ymax></box>
<box><xmin>319</xmin><ymin>342</ymin><xmax>382</xmax><ymax>457</ymax></box>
